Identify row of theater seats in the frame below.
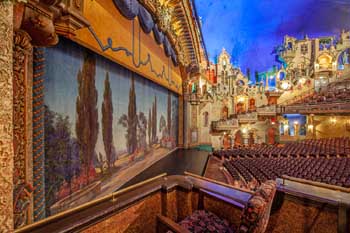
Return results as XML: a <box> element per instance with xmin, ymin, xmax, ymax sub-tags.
<box><xmin>292</xmin><ymin>87</ymin><xmax>350</xmax><ymax>105</ymax></box>
<box><xmin>213</xmin><ymin>137</ymin><xmax>350</xmax><ymax>158</ymax></box>
<box><xmin>224</xmin><ymin>157</ymin><xmax>350</xmax><ymax>188</ymax></box>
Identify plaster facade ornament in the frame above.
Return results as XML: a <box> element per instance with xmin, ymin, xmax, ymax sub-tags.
<box><xmin>155</xmin><ymin>0</ymin><xmax>174</xmax><ymax>33</ymax></box>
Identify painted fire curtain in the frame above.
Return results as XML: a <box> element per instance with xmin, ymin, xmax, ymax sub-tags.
<box><xmin>43</xmin><ymin>38</ymin><xmax>178</xmax><ymax>216</ymax></box>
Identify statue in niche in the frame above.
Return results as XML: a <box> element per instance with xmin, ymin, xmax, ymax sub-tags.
<box><xmin>342</xmin><ymin>50</ymin><xmax>349</xmax><ymax>65</ymax></box>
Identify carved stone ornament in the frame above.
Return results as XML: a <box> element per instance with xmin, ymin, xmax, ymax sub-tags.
<box><xmin>13</xmin><ymin>29</ymin><xmax>33</xmax><ymax>229</ymax></box>
<box><xmin>0</xmin><ymin>2</ymin><xmax>15</xmax><ymax>233</ymax></box>
<box><xmin>21</xmin><ymin>1</ymin><xmax>59</xmax><ymax>46</ymax></box>
<box><xmin>155</xmin><ymin>0</ymin><xmax>174</xmax><ymax>33</ymax></box>
<box><xmin>20</xmin><ymin>0</ymin><xmax>89</xmax><ymax>46</ymax></box>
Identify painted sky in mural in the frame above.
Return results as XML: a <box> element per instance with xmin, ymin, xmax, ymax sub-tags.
<box><xmin>45</xmin><ymin>39</ymin><xmax>178</xmax><ymax>155</ymax></box>
<box><xmin>195</xmin><ymin>0</ymin><xmax>350</xmax><ymax>74</ymax></box>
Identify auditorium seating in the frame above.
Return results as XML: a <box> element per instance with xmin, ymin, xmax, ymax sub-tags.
<box><xmin>290</xmin><ymin>86</ymin><xmax>350</xmax><ymax>106</ymax></box>
<box><xmin>213</xmin><ymin>137</ymin><xmax>350</xmax><ymax>159</ymax></box>
<box><xmin>215</xmin><ymin>138</ymin><xmax>350</xmax><ymax>189</ymax></box>
<box><xmin>224</xmin><ymin>157</ymin><xmax>350</xmax><ymax>188</ymax></box>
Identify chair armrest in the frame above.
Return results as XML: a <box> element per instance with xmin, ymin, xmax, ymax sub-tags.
<box><xmin>156</xmin><ymin>215</ymin><xmax>191</xmax><ymax>233</ymax></box>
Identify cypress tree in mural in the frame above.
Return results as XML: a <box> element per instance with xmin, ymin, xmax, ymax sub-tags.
<box><xmin>76</xmin><ymin>53</ymin><xmax>99</xmax><ymax>182</ymax></box>
<box><xmin>159</xmin><ymin>115</ymin><xmax>167</xmax><ymax>138</ymax></box>
<box><xmin>119</xmin><ymin>75</ymin><xmax>138</xmax><ymax>154</ymax></box>
<box><xmin>102</xmin><ymin>72</ymin><xmax>114</xmax><ymax>170</ymax></box>
<box><xmin>137</xmin><ymin>112</ymin><xmax>147</xmax><ymax>151</ymax></box>
<box><xmin>152</xmin><ymin>96</ymin><xmax>157</xmax><ymax>143</ymax></box>
<box><xmin>148</xmin><ymin>109</ymin><xmax>152</xmax><ymax>146</ymax></box>
<box><xmin>151</xmin><ymin>102</ymin><xmax>155</xmax><ymax>143</ymax></box>
<box><xmin>167</xmin><ymin>91</ymin><xmax>171</xmax><ymax>136</ymax></box>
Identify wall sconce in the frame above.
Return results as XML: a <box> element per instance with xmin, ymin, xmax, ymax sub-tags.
<box><xmin>330</xmin><ymin>117</ymin><xmax>337</xmax><ymax>124</ymax></box>
<box><xmin>238</xmin><ymin>96</ymin><xmax>245</xmax><ymax>103</ymax></box>
<box><xmin>332</xmin><ymin>62</ymin><xmax>337</xmax><ymax>69</ymax></box>
<box><xmin>298</xmin><ymin>78</ymin><xmax>306</xmax><ymax>85</ymax></box>
<box><xmin>345</xmin><ymin>120</ymin><xmax>350</xmax><ymax>131</ymax></box>
<box><xmin>308</xmin><ymin>124</ymin><xmax>314</xmax><ymax>130</ymax></box>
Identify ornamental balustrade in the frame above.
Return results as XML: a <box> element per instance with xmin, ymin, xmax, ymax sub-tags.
<box><xmin>211</xmin><ymin>119</ymin><xmax>239</xmax><ymax>131</ymax></box>
<box><xmin>257</xmin><ymin>105</ymin><xmax>277</xmax><ymax>115</ymax></box>
<box><xmin>237</xmin><ymin>112</ymin><xmax>258</xmax><ymax>122</ymax></box>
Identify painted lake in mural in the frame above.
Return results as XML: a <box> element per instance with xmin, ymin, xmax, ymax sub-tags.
<box><xmin>44</xmin><ymin>38</ymin><xmax>179</xmax><ymax>216</ymax></box>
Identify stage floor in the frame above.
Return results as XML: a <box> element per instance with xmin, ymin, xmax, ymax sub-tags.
<box><xmin>119</xmin><ymin>149</ymin><xmax>209</xmax><ymax>190</ymax></box>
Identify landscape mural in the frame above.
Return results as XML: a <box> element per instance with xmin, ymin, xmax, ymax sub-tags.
<box><xmin>43</xmin><ymin>38</ymin><xmax>179</xmax><ymax>216</ymax></box>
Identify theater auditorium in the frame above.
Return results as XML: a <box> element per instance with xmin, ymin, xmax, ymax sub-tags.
<box><xmin>0</xmin><ymin>0</ymin><xmax>349</xmax><ymax>232</ymax></box>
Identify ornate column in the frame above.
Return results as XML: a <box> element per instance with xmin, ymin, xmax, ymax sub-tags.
<box><xmin>178</xmin><ymin>95</ymin><xmax>184</xmax><ymax>147</ymax></box>
<box><xmin>13</xmin><ymin>29</ymin><xmax>34</xmax><ymax>228</ymax></box>
<box><xmin>0</xmin><ymin>2</ymin><xmax>14</xmax><ymax>232</ymax></box>
<box><xmin>32</xmin><ymin>47</ymin><xmax>46</xmax><ymax>221</ymax></box>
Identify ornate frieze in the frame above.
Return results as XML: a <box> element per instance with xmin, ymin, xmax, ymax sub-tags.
<box><xmin>139</xmin><ymin>0</ymin><xmax>202</xmax><ymax>68</ymax></box>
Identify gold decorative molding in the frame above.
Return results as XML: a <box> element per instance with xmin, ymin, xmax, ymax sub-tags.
<box><xmin>0</xmin><ymin>2</ymin><xmax>15</xmax><ymax>232</ymax></box>
<box><xmin>52</xmin><ymin>0</ymin><xmax>90</xmax><ymax>38</ymax></box>
<box><xmin>139</xmin><ymin>0</ymin><xmax>204</xmax><ymax>69</ymax></box>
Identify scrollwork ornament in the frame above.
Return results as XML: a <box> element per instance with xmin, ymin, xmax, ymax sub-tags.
<box><xmin>155</xmin><ymin>0</ymin><xmax>174</xmax><ymax>33</ymax></box>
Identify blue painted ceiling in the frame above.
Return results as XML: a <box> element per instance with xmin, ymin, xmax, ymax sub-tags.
<box><xmin>194</xmin><ymin>0</ymin><xmax>350</xmax><ymax>74</ymax></box>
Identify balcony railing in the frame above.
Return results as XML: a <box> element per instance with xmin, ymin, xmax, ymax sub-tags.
<box><xmin>211</xmin><ymin>118</ymin><xmax>239</xmax><ymax>131</ymax></box>
<box><xmin>256</xmin><ymin>105</ymin><xmax>277</xmax><ymax>116</ymax></box>
<box><xmin>237</xmin><ymin>112</ymin><xmax>258</xmax><ymax>122</ymax></box>
<box><xmin>280</xmin><ymin>102</ymin><xmax>350</xmax><ymax>114</ymax></box>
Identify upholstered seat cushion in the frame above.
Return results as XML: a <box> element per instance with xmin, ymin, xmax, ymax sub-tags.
<box><xmin>178</xmin><ymin>209</ymin><xmax>235</xmax><ymax>233</ymax></box>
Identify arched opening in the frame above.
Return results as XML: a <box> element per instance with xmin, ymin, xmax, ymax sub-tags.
<box><xmin>222</xmin><ymin>133</ymin><xmax>231</xmax><ymax>149</ymax></box>
<box><xmin>203</xmin><ymin>112</ymin><xmax>209</xmax><ymax>127</ymax></box>
<box><xmin>267</xmin><ymin>127</ymin><xmax>276</xmax><ymax>145</ymax></box>
<box><xmin>249</xmin><ymin>98</ymin><xmax>256</xmax><ymax>111</ymax></box>
<box><xmin>337</xmin><ymin>48</ymin><xmax>350</xmax><ymax>70</ymax></box>
<box><xmin>248</xmin><ymin>131</ymin><xmax>255</xmax><ymax>146</ymax></box>
<box><xmin>236</xmin><ymin>103</ymin><xmax>245</xmax><ymax>114</ymax></box>
<box><xmin>222</xmin><ymin>106</ymin><xmax>228</xmax><ymax>119</ymax></box>
<box><xmin>278</xmin><ymin>71</ymin><xmax>286</xmax><ymax>81</ymax></box>
<box><xmin>234</xmin><ymin>130</ymin><xmax>243</xmax><ymax>146</ymax></box>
